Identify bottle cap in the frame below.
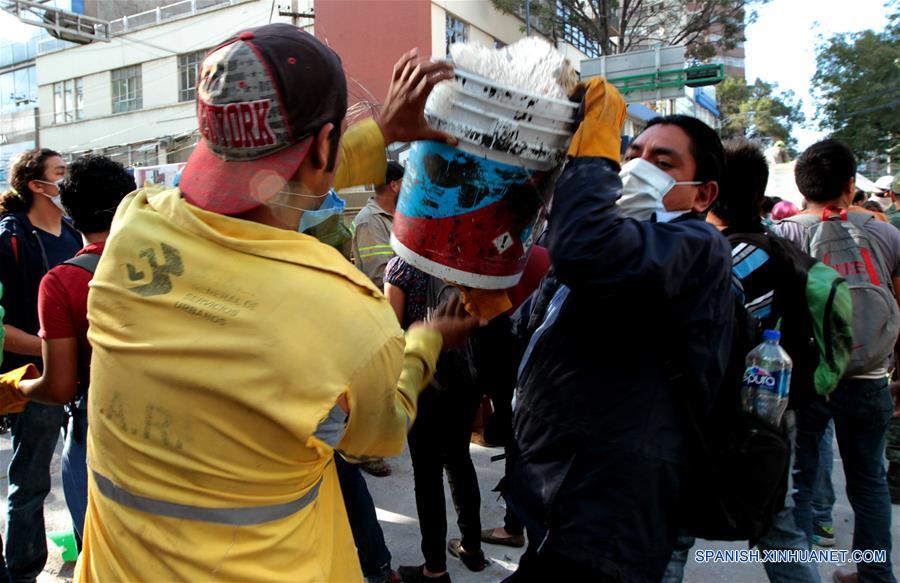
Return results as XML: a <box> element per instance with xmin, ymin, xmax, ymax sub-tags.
<box><xmin>763</xmin><ymin>329</ymin><xmax>781</xmax><ymax>342</ymax></box>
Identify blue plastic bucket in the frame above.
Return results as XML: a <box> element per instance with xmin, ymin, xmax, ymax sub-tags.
<box><xmin>391</xmin><ymin>67</ymin><xmax>576</xmax><ymax>289</ymax></box>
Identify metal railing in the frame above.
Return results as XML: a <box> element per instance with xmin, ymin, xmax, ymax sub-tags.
<box><xmin>108</xmin><ymin>0</ymin><xmax>237</xmax><ymax>35</ymax></box>
<box><xmin>36</xmin><ymin>0</ymin><xmax>240</xmax><ymax>54</ymax></box>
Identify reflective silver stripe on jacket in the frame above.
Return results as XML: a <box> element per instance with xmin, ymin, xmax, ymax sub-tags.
<box><xmin>313</xmin><ymin>404</ymin><xmax>348</xmax><ymax>448</ymax></box>
<box><xmin>92</xmin><ymin>469</ymin><xmax>321</xmax><ymax>526</ymax></box>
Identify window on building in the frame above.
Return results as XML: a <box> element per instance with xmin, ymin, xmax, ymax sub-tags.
<box><xmin>63</xmin><ymin>78</ymin><xmax>73</xmax><ymax>120</ymax></box>
<box><xmin>75</xmin><ymin>77</ymin><xmax>84</xmax><ymax>116</ymax></box>
<box><xmin>178</xmin><ymin>50</ymin><xmax>205</xmax><ymax>102</ymax></box>
<box><xmin>53</xmin><ymin>82</ymin><xmax>63</xmax><ymax>124</ymax></box>
<box><xmin>0</xmin><ymin>66</ymin><xmax>37</xmax><ymax>114</ymax></box>
<box><xmin>557</xmin><ymin>2</ymin><xmax>602</xmax><ymax>58</ymax></box>
<box><xmin>52</xmin><ymin>77</ymin><xmax>84</xmax><ymax>123</ymax></box>
<box><xmin>111</xmin><ymin>65</ymin><xmax>142</xmax><ymax>113</ymax></box>
<box><xmin>446</xmin><ymin>14</ymin><xmax>469</xmax><ymax>54</ymax></box>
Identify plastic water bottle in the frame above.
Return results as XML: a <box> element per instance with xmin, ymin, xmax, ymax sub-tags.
<box><xmin>741</xmin><ymin>329</ymin><xmax>792</xmax><ymax>426</ymax></box>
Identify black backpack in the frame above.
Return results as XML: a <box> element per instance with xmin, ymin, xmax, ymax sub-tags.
<box><xmin>727</xmin><ymin>232</ymin><xmax>853</xmax><ymax>409</ymax></box>
<box><xmin>675</xmin><ymin>229</ymin><xmax>851</xmax><ymax>544</ymax></box>
<box><xmin>674</xmin><ymin>282</ymin><xmax>790</xmax><ymax>545</ymax></box>
<box><xmin>60</xmin><ymin>252</ymin><xmax>100</xmax><ymax>444</ymax></box>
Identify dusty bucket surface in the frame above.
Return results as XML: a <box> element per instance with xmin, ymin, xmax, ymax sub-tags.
<box><xmin>391</xmin><ymin>140</ymin><xmax>545</xmax><ymax>289</ymax></box>
<box><xmin>425</xmin><ymin>67</ymin><xmax>578</xmax><ymax>171</ymax></box>
<box><xmin>392</xmin><ymin>64</ymin><xmax>576</xmax><ymax>289</ymax></box>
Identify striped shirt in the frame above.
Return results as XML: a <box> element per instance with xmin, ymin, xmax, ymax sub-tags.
<box><xmin>351</xmin><ymin>197</ymin><xmax>395</xmax><ymax>290</ymax></box>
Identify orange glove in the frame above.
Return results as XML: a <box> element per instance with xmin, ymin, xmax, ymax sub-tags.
<box><xmin>0</xmin><ymin>364</ymin><xmax>36</xmax><ymax>415</ymax></box>
<box><xmin>459</xmin><ymin>288</ymin><xmax>512</xmax><ymax>321</ymax></box>
<box><xmin>567</xmin><ymin>77</ymin><xmax>627</xmax><ymax>162</ymax></box>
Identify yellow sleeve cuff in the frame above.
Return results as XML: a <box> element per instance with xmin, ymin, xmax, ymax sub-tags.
<box><xmin>402</xmin><ymin>327</ymin><xmax>442</xmax><ymax>387</ymax></box>
<box><xmin>0</xmin><ymin>364</ymin><xmax>35</xmax><ymax>414</ymax></box>
<box><xmin>333</xmin><ymin>118</ymin><xmax>388</xmax><ymax>191</ymax></box>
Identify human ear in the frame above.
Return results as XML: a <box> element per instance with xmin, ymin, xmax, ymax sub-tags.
<box><xmin>693</xmin><ymin>181</ymin><xmax>719</xmax><ymax>213</ymax></box>
<box><xmin>310</xmin><ymin>123</ymin><xmax>334</xmax><ymax>171</ymax></box>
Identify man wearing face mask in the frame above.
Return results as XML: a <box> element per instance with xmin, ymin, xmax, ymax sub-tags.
<box><xmin>74</xmin><ymin>25</ymin><xmax>480</xmax><ymax>582</ymax></box>
<box><xmin>0</xmin><ymin>147</ymin><xmax>80</xmax><ymax>582</ymax></box>
<box><xmin>504</xmin><ymin>83</ymin><xmax>733</xmax><ymax>581</ymax></box>
<box><xmin>297</xmin><ymin>188</ymin><xmax>353</xmax><ymax>257</ymax></box>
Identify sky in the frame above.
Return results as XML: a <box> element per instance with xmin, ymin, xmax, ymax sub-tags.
<box><xmin>0</xmin><ymin>9</ymin><xmax>35</xmax><ymax>43</ymax></box>
<box><xmin>744</xmin><ymin>0</ymin><xmax>891</xmax><ymax>150</ymax></box>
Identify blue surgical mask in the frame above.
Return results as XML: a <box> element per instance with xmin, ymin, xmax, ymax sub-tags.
<box><xmin>298</xmin><ymin>189</ymin><xmax>346</xmax><ymax>232</ymax></box>
<box><xmin>298</xmin><ymin>190</ymin><xmax>352</xmax><ymax>257</ymax></box>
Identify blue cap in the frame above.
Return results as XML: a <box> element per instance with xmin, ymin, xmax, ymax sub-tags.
<box><xmin>763</xmin><ymin>329</ymin><xmax>781</xmax><ymax>342</ymax></box>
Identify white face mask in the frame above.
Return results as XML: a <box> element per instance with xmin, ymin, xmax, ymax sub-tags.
<box><xmin>617</xmin><ymin>158</ymin><xmax>701</xmax><ymax>221</ymax></box>
<box><xmin>35</xmin><ymin>179</ymin><xmax>66</xmax><ymax>213</ymax></box>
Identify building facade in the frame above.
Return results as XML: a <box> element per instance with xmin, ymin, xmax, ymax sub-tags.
<box><xmin>314</xmin><ymin>0</ymin><xmax>588</xmax><ymax>122</ymax></box>
<box><xmin>0</xmin><ymin>0</ymin><xmax>85</xmax><ymax>188</ymax></box>
<box><xmin>34</xmin><ymin>0</ymin><xmax>305</xmax><ymax>180</ymax></box>
<box><xmin>11</xmin><ymin>0</ymin><xmax>730</xmax><ymax>190</ymax></box>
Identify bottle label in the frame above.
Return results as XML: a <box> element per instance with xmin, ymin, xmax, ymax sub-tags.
<box><xmin>742</xmin><ymin>366</ymin><xmax>789</xmax><ymax>398</ymax></box>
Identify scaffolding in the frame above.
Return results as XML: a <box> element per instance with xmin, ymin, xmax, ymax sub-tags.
<box><xmin>2</xmin><ymin>0</ymin><xmax>110</xmax><ymax>44</ymax></box>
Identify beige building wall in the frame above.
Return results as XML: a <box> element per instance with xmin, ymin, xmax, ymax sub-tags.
<box><xmin>36</xmin><ymin>0</ymin><xmax>299</xmax><ymax>161</ymax></box>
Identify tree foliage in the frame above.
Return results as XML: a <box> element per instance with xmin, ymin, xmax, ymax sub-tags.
<box><xmin>811</xmin><ymin>5</ymin><xmax>899</xmax><ymax>160</ymax></box>
<box><xmin>717</xmin><ymin>77</ymin><xmax>804</xmax><ymax>145</ymax></box>
<box><xmin>490</xmin><ymin>0</ymin><xmax>768</xmax><ymax>60</ymax></box>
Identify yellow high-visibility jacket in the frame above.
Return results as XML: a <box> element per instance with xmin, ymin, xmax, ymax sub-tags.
<box><xmin>75</xmin><ymin>119</ymin><xmax>441</xmax><ymax>582</ymax></box>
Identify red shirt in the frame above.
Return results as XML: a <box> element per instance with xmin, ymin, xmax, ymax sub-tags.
<box><xmin>37</xmin><ymin>241</ymin><xmax>104</xmax><ymax>393</ymax></box>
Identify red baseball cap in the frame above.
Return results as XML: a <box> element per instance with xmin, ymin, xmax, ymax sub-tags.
<box><xmin>180</xmin><ymin>24</ymin><xmax>348</xmax><ymax>215</ymax></box>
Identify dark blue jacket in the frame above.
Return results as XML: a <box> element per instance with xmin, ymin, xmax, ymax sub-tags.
<box><xmin>0</xmin><ymin>211</ymin><xmax>79</xmax><ymax>372</ymax></box>
<box><xmin>506</xmin><ymin>158</ymin><xmax>734</xmax><ymax>582</ymax></box>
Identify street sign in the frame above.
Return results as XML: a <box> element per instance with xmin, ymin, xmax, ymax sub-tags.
<box><xmin>581</xmin><ymin>46</ymin><xmax>686</xmax><ymax>103</ymax></box>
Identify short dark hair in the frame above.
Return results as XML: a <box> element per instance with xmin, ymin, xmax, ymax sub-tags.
<box><xmin>711</xmin><ymin>138</ymin><xmax>768</xmax><ymax>231</ymax></box>
<box><xmin>852</xmin><ymin>189</ymin><xmax>866</xmax><ymax>205</ymax></box>
<box><xmin>1</xmin><ymin>148</ymin><xmax>61</xmax><ymax>213</ymax></box>
<box><xmin>60</xmin><ymin>155</ymin><xmax>136</xmax><ymax>234</ymax></box>
<box><xmin>385</xmin><ymin>161</ymin><xmax>404</xmax><ymax>184</ymax></box>
<box><xmin>643</xmin><ymin>114</ymin><xmax>725</xmax><ymax>183</ymax></box>
<box><xmin>325</xmin><ymin>122</ymin><xmax>342</xmax><ymax>173</ymax></box>
<box><xmin>376</xmin><ymin>161</ymin><xmax>405</xmax><ymax>194</ymax></box>
<box><xmin>794</xmin><ymin>139</ymin><xmax>856</xmax><ymax>203</ymax></box>
<box><xmin>861</xmin><ymin>200</ymin><xmax>883</xmax><ymax>214</ymax></box>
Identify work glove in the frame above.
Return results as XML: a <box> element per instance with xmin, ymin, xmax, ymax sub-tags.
<box><xmin>0</xmin><ymin>364</ymin><xmax>36</xmax><ymax>415</ymax></box>
<box><xmin>567</xmin><ymin>77</ymin><xmax>627</xmax><ymax>163</ymax></box>
<box><xmin>458</xmin><ymin>287</ymin><xmax>512</xmax><ymax>321</ymax></box>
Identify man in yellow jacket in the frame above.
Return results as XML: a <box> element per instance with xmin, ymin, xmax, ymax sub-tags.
<box><xmin>61</xmin><ymin>24</ymin><xmax>478</xmax><ymax>582</ymax></box>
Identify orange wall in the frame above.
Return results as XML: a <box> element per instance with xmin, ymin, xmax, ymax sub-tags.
<box><xmin>315</xmin><ymin>0</ymin><xmax>433</xmax><ymax>110</ymax></box>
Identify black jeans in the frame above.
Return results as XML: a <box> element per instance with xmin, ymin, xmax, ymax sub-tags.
<box><xmin>408</xmin><ymin>381</ymin><xmax>483</xmax><ymax>573</ymax></box>
<box><xmin>503</xmin><ymin>504</ymin><xmax>524</xmax><ymax>536</ymax></box>
<box><xmin>334</xmin><ymin>454</ymin><xmax>392</xmax><ymax>579</ymax></box>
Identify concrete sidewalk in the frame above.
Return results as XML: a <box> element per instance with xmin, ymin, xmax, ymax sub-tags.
<box><xmin>1</xmin><ymin>431</ymin><xmax>898</xmax><ymax>582</ymax></box>
<box><xmin>368</xmin><ymin>442</ymin><xmax>900</xmax><ymax>583</ymax></box>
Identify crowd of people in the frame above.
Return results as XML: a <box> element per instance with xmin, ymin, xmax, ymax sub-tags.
<box><xmin>0</xmin><ymin>21</ymin><xmax>896</xmax><ymax>583</ymax></box>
